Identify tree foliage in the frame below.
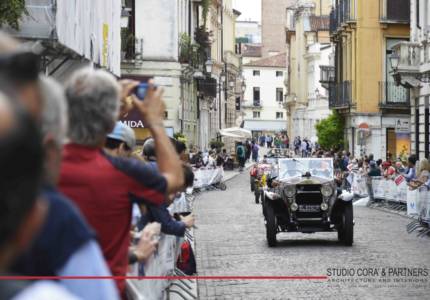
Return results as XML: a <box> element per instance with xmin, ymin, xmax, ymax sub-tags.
<box><xmin>315</xmin><ymin>111</ymin><xmax>344</xmax><ymax>150</ymax></box>
<box><xmin>0</xmin><ymin>0</ymin><xmax>28</xmax><ymax>30</ymax></box>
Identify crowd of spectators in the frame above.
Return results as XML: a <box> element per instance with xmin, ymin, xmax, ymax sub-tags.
<box><xmin>0</xmin><ymin>31</ymin><xmax>195</xmax><ymax>300</ymax></box>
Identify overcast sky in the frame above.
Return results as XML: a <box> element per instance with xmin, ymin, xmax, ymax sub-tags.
<box><xmin>233</xmin><ymin>0</ymin><xmax>261</xmax><ymax>23</ymax></box>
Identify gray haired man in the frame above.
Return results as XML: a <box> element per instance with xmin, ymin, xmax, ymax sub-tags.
<box><xmin>58</xmin><ymin>68</ymin><xmax>184</xmax><ymax>296</ymax></box>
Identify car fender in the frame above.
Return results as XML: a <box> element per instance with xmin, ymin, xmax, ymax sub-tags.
<box><xmin>338</xmin><ymin>190</ymin><xmax>354</xmax><ymax>202</ymax></box>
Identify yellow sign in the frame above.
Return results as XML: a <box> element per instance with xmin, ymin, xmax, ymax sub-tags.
<box><xmin>102</xmin><ymin>23</ymin><xmax>109</xmax><ymax>67</ymax></box>
<box><xmin>396</xmin><ymin>133</ymin><xmax>410</xmax><ymax>161</ymax></box>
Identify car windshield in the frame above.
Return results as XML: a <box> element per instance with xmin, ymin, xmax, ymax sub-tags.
<box><xmin>278</xmin><ymin>158</ymin><xmax>334</xmax><ymax>180</ymax></box>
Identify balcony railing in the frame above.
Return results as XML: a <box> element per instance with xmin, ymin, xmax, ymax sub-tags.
<box><xmin>379</xmin><ymin>81</ymin><xmax>410</xmax><ymax>107</ymax></box>
<box><xmin>380</xmin><ymin>0</ymin><xmax>410</xmax><ymax>24</ymax></box>
<box><xmin>329</xmin><ymin>81</ymin><xmax>352</xmax><ymax>109</ymax></box>
<box><xmin>392</xmin><ymin>41</ymin><xmax>421</xmax><ymax>74</ymax></box>
<box><xmin>330</xmin><ymin>0</ymin><xmax>356</xmax><ymax>35</ymax></box>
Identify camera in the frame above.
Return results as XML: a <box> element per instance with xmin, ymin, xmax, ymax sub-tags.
<box><xmin>133</xmin><ymin>83</ymin><xmax>150</xmax><ymax>100</ymax></box>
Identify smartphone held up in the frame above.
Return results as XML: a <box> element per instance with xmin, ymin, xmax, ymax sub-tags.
<box><xmin>133</xmin><ymin>82</ymin><xmax>157</xmax><ymax>101</ymax></box>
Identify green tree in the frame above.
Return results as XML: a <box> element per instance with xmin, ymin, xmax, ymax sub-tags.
<box><xmin>315</xmin><ymin>111</ymin><xmax>344</xmax><ymax>150</ymax></box>
<box><xmin>0</xmin><ymin>0</ymin><xmax>28</xmax><ymax>30</ymax></box>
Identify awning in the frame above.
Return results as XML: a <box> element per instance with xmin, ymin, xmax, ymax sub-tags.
<box><xmin>243</xmin><ymin>120</ymin><xmax>287</xmax><ymax>131</ymax></box>
<box><xmin>219</xmin><ymin>127</ymin><xmax>252</xmax><ymax>139</ymax></box>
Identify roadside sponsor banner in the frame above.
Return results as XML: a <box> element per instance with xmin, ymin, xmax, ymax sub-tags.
<box><xmin>394</xmin><ymin>175</ymin><xmax>405</xmax><ymax>186</ymax></box>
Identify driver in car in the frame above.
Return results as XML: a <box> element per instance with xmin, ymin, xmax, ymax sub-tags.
<box><xmin>310</xmin><ymin>160</ymin><xmax>331</xmax><ymax>178</ymax></box>
<box><xmin>281</xmin><ymin>161</ymin><xmax>301</xmax><ymax>178</ymax></box>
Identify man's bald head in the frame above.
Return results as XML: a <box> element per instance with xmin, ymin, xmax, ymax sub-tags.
<box><xmin>0</xmin><ymin>31</ymin><xmax>19</xmax><ymax>53</ymax></box>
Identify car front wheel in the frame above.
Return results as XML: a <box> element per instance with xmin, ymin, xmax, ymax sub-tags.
<box><xmin>338</xmin><ymin>204</ymin><xmax>353</xmax><ymax>246</ymax></box>
<box><xmin>265</xmin><ymin>203</ymin><xmax>277</xmax><ymax>247</ymax></box>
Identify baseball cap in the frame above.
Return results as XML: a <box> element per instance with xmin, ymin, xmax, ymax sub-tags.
<box><xmin>107</xmin><ymin>121</ymin><xmax>136</xmax><ymax>149</ymax></box>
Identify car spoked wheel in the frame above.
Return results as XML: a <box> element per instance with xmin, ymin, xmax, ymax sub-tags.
<box><xmin>265</xmin><ymin>203</ymin><xmax>277</xmax><ymax>247</ymax></box>
<box><xmin>338</xmin><ymin>204</ymin><xmax>353</xmax><ymax>246</ymax></box>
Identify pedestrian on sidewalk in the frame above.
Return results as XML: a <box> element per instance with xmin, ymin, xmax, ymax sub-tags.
<box><xmin>236</xmin><ymin>142</ymin><xmax>246</xmax><ymax>172</ymax></box>
<box><xmin>266</xmin><ymin>135</ymin><xmax>273</xmax><ymax>148</ymax></box>
<box><xmin>245</xmin><ymin>140</ymin><xmax>252</xmax><ymax>162</ymax></box>
<box><xmin>251</xmin><ymin>141</ymin><xmax>259</xmax><ymax>162</ymax></box>
<box><xmin>301</xmin><ymin>139</ymin><xmax>308</xmax><ymax>157</ymax></box>
<box><xmin>259</xmin><ymin>134</ymin><xmax>266</xmax><ymax>147</ymax></box>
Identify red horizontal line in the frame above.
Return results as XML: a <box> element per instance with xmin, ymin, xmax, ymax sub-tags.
<box><xmin>0</xmin><ymin>276</ymin><xmax>328</xmax><ymax>281</ymax></box>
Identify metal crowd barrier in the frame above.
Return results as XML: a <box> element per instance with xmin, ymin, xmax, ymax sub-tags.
<box><xmin>126</xmin><ymin>193</ymin><xmax>198</xmax><ymax>300</ymax></box>
<box><xmin>349</xmin><ymin>172</ymin><xmax>430</xmax><ymax>236</ymax></box>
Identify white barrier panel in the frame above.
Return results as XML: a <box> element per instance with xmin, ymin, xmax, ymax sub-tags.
<box><xmin>407</xmin><ymin>189</ymin><xmax>419</xmax><ymax>216</ymax></box>
<box><xmin>128</xmin><ymin>234</ymin><xmax>183</xmax><ymax>300</ymax></box>
<box><xmin>372</xmin><ymin>177</ymin><xmax>385</xmax><ymax>199</ymax></box>
<box><xmin>417</xmin><ymin>189</ymin><xmax>430</xmax><ymax>222</ymax></box>
<box><xmin>351</xmin><ymin>173</ymin><xmax>368</xmax><ymax>197</ymax></box>
<box><xmin>370</xmin><ymin>177</ymin><xmax>408</xmax><ymax>202</ymax></box>
<box><xmin>193</xmin><ymin>167</ymin><xmax>224</xmax><ymax>188</ymax></box>
<box><xmin>396</xmin><ymin>181</ymin><xmax>408</xmax><ymax>204</ymax></box>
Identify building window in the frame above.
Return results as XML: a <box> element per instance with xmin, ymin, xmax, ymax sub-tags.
<box><xmin>253</xmin><ymin>111</ymin><xmax>260</xmax><ymax>118</ymax></box>
<box><xmin>417</xmin><ymin>0</ymin><xmax>420</xmax><ymax>28</ymax></box>
<box><xmin>253</xmin><ymin>70</ymin><xmax>260</xmax><ymax>76</ymax></box>
<box><xmin>164</xmin><ymin>111</ymin><xmax>168</xmax><ymax>119</ymax></box>
<box><xmin>276</xmin><ymin>112</ymin><xmax>283</xmax><ymax>119</ymax></box>
<box><xmin>276</xmin><ymin>71</ymin><xmax>283</xmax><ymax>77</ymax></box>
<box><xmin>276</xmin><ymin>88</ymin><xmax>283</xmax><ymax>102</ymax></box>
<box><xmin>253</xmin><ymin>87</ymin><xmax>260</xmax><ymax>106</ymax></box>
<box><xmin>425</xmin><ymin>97</ymin><xmax>429</xmax><ymax>158</ymax></box>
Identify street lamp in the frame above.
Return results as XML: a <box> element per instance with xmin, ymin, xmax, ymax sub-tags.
<box><xmin>205</xmin><ymin>59</ymin><xmax>213</xmax><ymax>75</ymax></box>
<box><xmin>389</xmin><ymin>53</ymin><xmax>400</xmax><ymax>71</ymax></box>
<box><xmin>241</xmin><ymin>81</ymin><xmax>246</xmax><ymax>93</ymax></box>
<box><xmin>220</xmin><ymin>72</ymin><xmax>226</xmax><ymax>83</ymax></box>
<box><xmin>121</xmin><ymin>9</ymin><xmax>130</xmax><ymax>28</ymax></box>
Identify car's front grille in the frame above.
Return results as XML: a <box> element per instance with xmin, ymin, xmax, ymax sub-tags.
<box><xmin>295</xmin><ymin>187</ymin><xmax>323</xmax><ymax>219</ymax></box>
<box><xmin>295</xmin><ymin>189</ymin><xmax>323</xmax><ymax>205</ymax></box>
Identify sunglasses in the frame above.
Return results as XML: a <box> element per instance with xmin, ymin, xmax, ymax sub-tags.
<box><xmin>0</xmin><ymin>51</ymin><xmax>41</xmax><ymax>83</ymax></box>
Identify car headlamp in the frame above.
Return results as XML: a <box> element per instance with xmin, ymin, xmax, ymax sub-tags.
<box><xmin>321</xmin><ymin>184</ymin><xmax>333</xmax><ymax>197</ymax></box>
<box><xmin>321</xmin><ymin>203</ymin><xmax>328</xmax><ymax>211</ymax></box>
<box><xmin>290</xmin><ymin>202</ymin><xmax>298</xmax><ymax>211</ymax></box>
<box><xmin>284</xmin><ymin>185</ymin><xmax>296</xmax><ymax>198</ymax></box>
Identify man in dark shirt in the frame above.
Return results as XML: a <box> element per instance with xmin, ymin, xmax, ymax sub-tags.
<box><xmin>367</xmin><ymin>161</ymin><xmax>381</xmax><ymax>202</ymax></box>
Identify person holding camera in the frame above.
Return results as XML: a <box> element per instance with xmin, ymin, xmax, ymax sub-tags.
<box><xmin>58</xmin><ymin>68</ymin><xmax>184</xmax><ymax>297</ymax></box>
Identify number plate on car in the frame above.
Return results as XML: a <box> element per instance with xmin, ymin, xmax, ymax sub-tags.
<box><xmin>298</xmin><ymin>205</ymin><xmax>321</xmax><ymax>212</ymax></box>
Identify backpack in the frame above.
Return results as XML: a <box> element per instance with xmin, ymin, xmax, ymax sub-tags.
<box><xmin>176</xmin><ymin>240</ymin><xmax>196</xmax><ymax>275</ymax></box>
<box><xmin>237</xmin><ymin>146</ymin><xmax>245</xmax><ymax>158</ymax></box>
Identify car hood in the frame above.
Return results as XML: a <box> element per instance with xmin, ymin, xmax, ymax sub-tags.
<box><xmin>279</xmin><ymin>176</ymin><xmax>333</xmax><ymax>185</ymax></box>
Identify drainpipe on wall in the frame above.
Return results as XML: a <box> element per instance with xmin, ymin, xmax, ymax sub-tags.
<box><xmin>220</xmin><ymin>0</ymin><xmax>224</xmax><ymax>131</ymax></box>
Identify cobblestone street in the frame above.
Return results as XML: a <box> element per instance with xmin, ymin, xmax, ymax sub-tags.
<box><xmin>194</xmin><ymin>172</ymin><xmax>430</xmax><ymax>300</ymax></box>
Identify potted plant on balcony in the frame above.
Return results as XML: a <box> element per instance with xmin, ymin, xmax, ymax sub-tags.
<box><xmin>0</xmin><ymin>0</ymin><xmax>28</xmax><ymax>30</ymax></box>
<box><xmin>121</xmin><ymin>28</ymin><xmax>136</xmax><ymax>60</ymax></box>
